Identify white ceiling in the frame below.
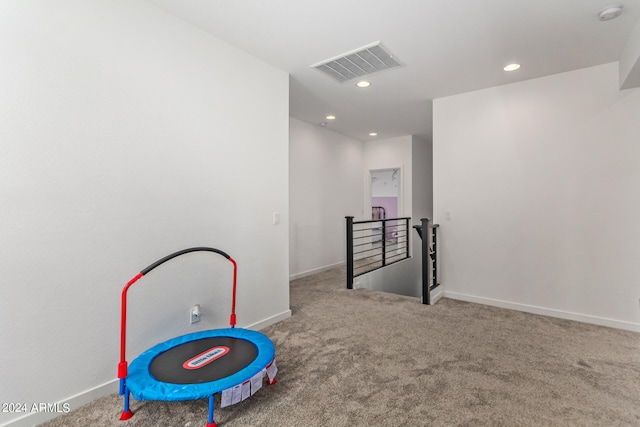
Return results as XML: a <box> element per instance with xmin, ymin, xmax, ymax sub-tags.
<box><xmin>148</xmin><ymin>0</ymin><xmax>639</xmax><ymax>142</ymax></box>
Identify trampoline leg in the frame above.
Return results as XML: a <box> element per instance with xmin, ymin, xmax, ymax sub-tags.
<box><xmin>206</xmin><ymin>395</ymin><xmax>216</xmax><ymax>427</ymax></box>
<box><xmin>120</xmin><ymin>387</ymin><xmax>133</xmax><ymax>421</ymax></box>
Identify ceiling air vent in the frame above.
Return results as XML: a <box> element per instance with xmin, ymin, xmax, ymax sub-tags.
<box><xmin>311</xmin><ymin>41</ymin><xmax>401</xmax><ymax>83</ymax></box>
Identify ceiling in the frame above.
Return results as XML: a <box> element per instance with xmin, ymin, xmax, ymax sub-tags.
<box><xmin>147</xmin><ymin>0</ymin><xmax>639</xmax><ymax>142</ymax></box>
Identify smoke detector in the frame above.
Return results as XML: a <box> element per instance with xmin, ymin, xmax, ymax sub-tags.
<box><xmin>598</xmin><ymin>4</ymin><xmax>623</xmax><ymax>21</ymax></box>
<box><xmin>311</xmin><ymin>41</ymin><xmax>401</xmax><ymax>83</ymax></box>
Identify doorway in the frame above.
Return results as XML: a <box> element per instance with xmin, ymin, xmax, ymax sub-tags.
<box><xmin>370</xmin><ymin>168</ymin><xmax>401</xmax><ymax>220</ymax></box>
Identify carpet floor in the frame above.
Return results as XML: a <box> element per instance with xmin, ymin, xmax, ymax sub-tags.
<box><xmin>41</xmin><ymin>266</ymin><xmax>640</xmax><ymax>426</ymax></box>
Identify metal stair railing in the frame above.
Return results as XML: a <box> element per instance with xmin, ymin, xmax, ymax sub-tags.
<box><xmin>345</xmin><ymin>216</ymin><xmax>411</xmax><ymax>289</ymax></box>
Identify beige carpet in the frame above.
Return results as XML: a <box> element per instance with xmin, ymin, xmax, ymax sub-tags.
<box><xmin>41</xmin><ymin>266</ymin><xmax>640</xmax><ymax>426</ymax></box>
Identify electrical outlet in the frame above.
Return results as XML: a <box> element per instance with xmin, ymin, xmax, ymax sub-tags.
<box><xmin>190</xmin><ymin>304</ymin><xmax>201</xmax><ymax>324</ymax></box>
<box><xmin>272</xmin><ymin>212</ymin><xmax>280</xmax><ymax>225</ymax></box>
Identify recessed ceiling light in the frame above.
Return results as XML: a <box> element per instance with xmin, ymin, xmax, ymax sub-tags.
<box><xmin>369</xmin><ymin>132</ymin><xmax>378</xmax><ymax>136</ymax></box>
<box><xmin>356</xmin><ymin>81</ymin><xmax>371</xmax><ymax>88</ymax></box>
<box><xmin>319</xmin><ymin>122</ymin><xmax>327</xmax><ymax>127</ymax></box>
<box><xmin>326</xmin><ymin>115</ymin><xmax>336</xmax><ymax>120</ymax></box>
<box><xmin>598</xmin><ymin>4</ymin><xmax>623</xmax><ymax>21</ymax></box>
<box><xmin>503</xmin><ymin>63</ymin><xmax>521</xmax><ymax>72</ymax></box>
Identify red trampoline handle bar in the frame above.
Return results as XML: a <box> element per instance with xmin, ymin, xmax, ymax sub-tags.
<box><xmin>118</xmin><ymin>248</ymin><xmax>237</xmax><ymax>379</ymax></box>
<box><xmin>229</xmin><ymin>257</ymin><xmax>237</xmax><ymax>328</ymax></box>
<box><xmin>118</xmin><ymin>272</ymin><xmax>143</xmax><ymax>378</ymax></box>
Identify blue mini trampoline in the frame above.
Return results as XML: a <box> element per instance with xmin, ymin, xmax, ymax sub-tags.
<box><xmin>117</xmin><ymin>247</ymin><xmax>276</xmax><ymax>427</ymax></box>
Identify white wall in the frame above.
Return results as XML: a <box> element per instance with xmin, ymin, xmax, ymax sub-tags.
<box><xmin>619</xmin><ymin>16</ymin><xmax>640</xmax><ymax>89</ymax></box>
<box><xmin>0</xmin><ymin>1</ymin><xmax>290</xmax><ymax>425</ymax></box>
<box><xmin>434</xmin><ymin>62</ymin><xmax>640</xmax><ymax>331</ymax></box>
<box><xmin>411</xmin><ymin>136</ymin><xmax>433</xmax><ymax>224</ymax></box>
<box><xmin>289</xmin><ymin>118</ymin><xmax>364</xmax><ymax>278</ymax></box>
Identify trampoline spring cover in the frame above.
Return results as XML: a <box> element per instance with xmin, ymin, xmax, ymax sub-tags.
<box><xmin>126</xmin><ymin>328</ymin><xmax>275</xmax><ymax>401</ymax></box>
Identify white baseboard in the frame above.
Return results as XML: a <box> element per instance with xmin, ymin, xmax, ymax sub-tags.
<box><xmin>289</xmin><ymin>261</ymin><xmax>344</xmax><ymax>281</ymax></box>
<box><xmin>430</xmin><ymin>288</ymin><xmax>444</xmax><ymax>304</ymax></box>
<box><xmin>1</xmin><ymin>379</ymin><xmax>119</xmax><ymax>427</ymax></box>
<box><xmin>444</xmin><ymin>291</ymin><xmax>640</xmax><ymax>333</ymax></box>
<box><xmin>1</xmin><ymin>310</ymin><xmax>291</xmax><ymax>427</ymax></box>
<box><xmin>245</xmin><ymin>309</ymin><xmax>292</xmax><ymax>330</ymax></box>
